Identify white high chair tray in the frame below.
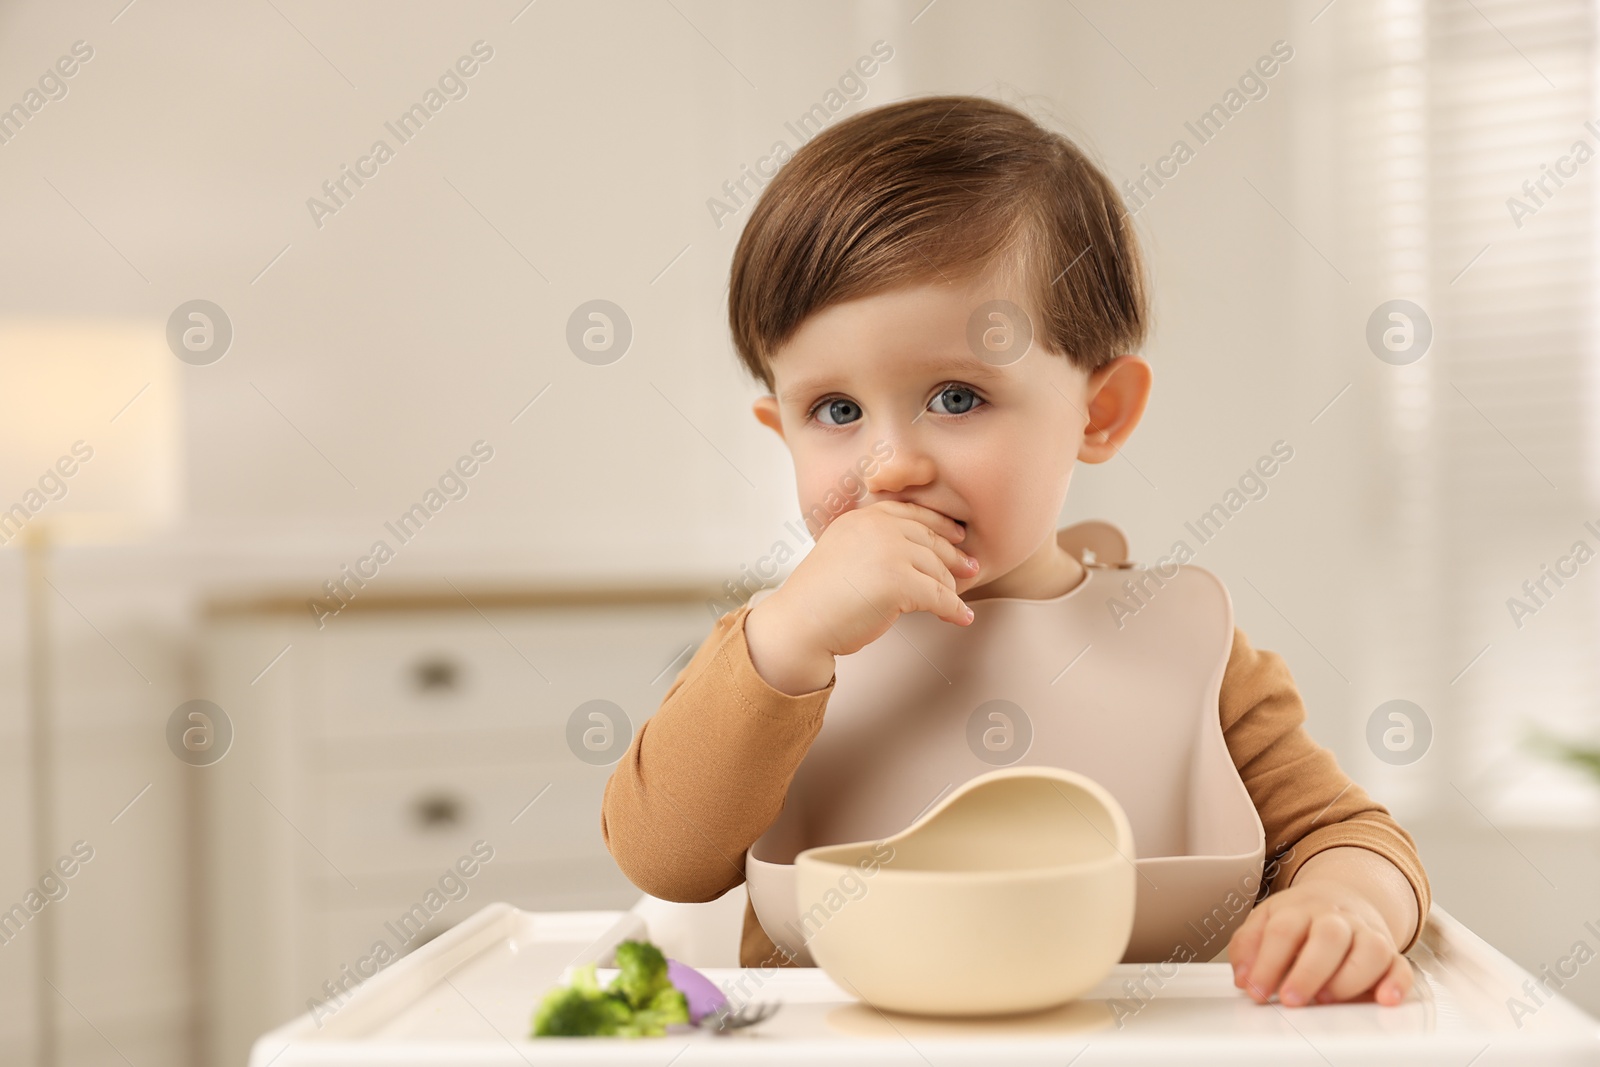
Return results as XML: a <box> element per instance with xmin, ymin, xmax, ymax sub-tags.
<box><xmin>250</xmin><ymin>901</ymin><xmax>1600</xmax><ymax>1066</ymax></box>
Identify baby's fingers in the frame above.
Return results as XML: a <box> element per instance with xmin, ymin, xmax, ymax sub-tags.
<box><xmin>1276</xmin><ymin>913</ymin><xmax>1356</xmax><ymax>1005</ymax></box>
<box><xmin>910</xmin><ymin>569</ymin><xmax>974</xmax><ymax>626</ymax></box>
<box><xmin>1228</xmin><ymin>907</ymin><xmax>1269</xmax><ymax>982</ymax></box>
<box><xmin>1227</xmin><ymin>898</ymin><xmax>1284</xmax><ymax>988</ymax></box>
<box><xmin>1305</xmin><ymin>926</ymin><xmax>1392</xmax><ymax>1003</ymax></box>
<box><xmin>1316</xmin><ymin>953</ymin><xmax>1413</xmax><ymax>1005</ymax></box>
<box><xmin>1374</xmin><ymin>954</ymin><xmax>1414</xmax><ymax>1005</ymax></box>
<box><xmin>1236</xmin><ymin>911</ymin><xmax>1311</xmax><ymax>1003</ymax></box>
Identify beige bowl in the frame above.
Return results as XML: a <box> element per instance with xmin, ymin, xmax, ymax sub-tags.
<box><xmin>793</xmin><ymin>766</ymin><xmax>1136</xmax><ymax>1016</ymax></box>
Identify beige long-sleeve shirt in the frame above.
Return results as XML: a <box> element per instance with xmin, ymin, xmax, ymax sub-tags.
<box><xmin>600</xmin><ymin>598</ymin><xmax>1432</xmax><ymax>967</ymax></box>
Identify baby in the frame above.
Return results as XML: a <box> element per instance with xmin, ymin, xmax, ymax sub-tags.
<box><xmin>602</xmin><ymin>94</ymin><xmax>1429</xmax><ymax>1010</ymax></box>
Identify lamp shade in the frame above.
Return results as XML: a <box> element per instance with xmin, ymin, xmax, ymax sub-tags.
<box><xmin>0</xmin><ymin>319</ymin><xmax>180</xmax><ymax>545</ymax></box>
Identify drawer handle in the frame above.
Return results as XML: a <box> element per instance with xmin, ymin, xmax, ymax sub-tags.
<box><xmin>412</xmin><ymin>656</ymin><xmax>461</xmax><ymax>693</ymax></box>
<box><xmin>413</xmin><ymin>793</ymin><xmax>463</xmax><ymax>828</ymax></box>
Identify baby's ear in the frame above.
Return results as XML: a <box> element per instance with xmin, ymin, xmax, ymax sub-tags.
<box><xmin>752</xmin><ymin>395</ymin><xmax>786</xmax><ymax>442</ymax></box>
<box><xmin>1077</xmin><ymin>355</ymin><xmax>1152</xmax><ymax>464</ymax></box>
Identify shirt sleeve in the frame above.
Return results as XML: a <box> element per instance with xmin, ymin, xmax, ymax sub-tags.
<box><xmin>599</xmin><ymin>600</ymin><xmax>835</xmax><ymax>904</ymax></box>
<box><xmin>1219</xmin><ymin>625</ymin><xmax>1432</xmax><ymax>953</ymax></box>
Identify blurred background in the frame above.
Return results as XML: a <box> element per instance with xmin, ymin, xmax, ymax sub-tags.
<box><xmin>1</xmin><ymin>0</ymin><xmax>1597</xmax><ymax>1062</ymax></box>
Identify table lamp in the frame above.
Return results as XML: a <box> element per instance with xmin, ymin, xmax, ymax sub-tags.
<box><xmin>0</xmin><ymin>319</ymin><xmax>179</xmax><ymax>1067</ymax></box>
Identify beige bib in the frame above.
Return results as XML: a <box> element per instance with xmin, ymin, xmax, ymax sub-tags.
<box><xmin>745</xmin><ymin>520</ymin><xmax>1266</xmax><ymax>966</ymax></box>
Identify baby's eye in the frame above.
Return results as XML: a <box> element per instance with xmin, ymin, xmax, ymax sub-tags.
<box><xmin>930</xmin><ymin>384</ymin><xmax>984</xmax><ymax>417</ymax></box>
<box><xmin>812</xmin><ymin>397</ymin><xmax>863</xmax><ymax>426</ymax></box>
<box><xmin>808</xmin><ymin>386</ymin><xmax>985</xmax><ymax>427</ymax></box>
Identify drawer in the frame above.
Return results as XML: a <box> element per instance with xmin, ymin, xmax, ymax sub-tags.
<box><xmin>313</xmin><ymin>603</ymin><xmax>712</xmax><ymax>739</ymax></box>
<box><xmin>309</xmin><ymin>760</ymin><xmax>618</xmax><ymax>882</ymax></box>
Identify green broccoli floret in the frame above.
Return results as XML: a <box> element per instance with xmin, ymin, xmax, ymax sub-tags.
<box><xmin>644</xmin><ymin>985</ymin><xmax>689</xmax><ymax>1020</ymax></box>
<box><xmin>610</xmin><ymin>939</ymin><xmax>673</xmax><ymax>1010</ymax></box>
<box><xmin>530</xmin><ymin>943</ymin><xmax>691</xmax><ymax>1038</ymax></box>
<box><xmin>611</xmin><ymin>1003</ymin><xmax>687</xmax><ymax>1035</ymax></box>
<box><xmin>616</xmin><ymin>985</ymin><xmax>689</xmax><ymax>1036</ymax></box>
<box><xmin>531</xmin><ymin>987</ymin><xmax>629</xmax><ymax>1037</ymax></box>
<box><xmin>531</xmin><ymin>963</ymin><xmax>631</xmax><ymax>1037</ymax></box>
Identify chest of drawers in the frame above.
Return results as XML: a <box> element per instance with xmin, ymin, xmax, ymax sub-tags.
<box><xmin>199</xmin><ymin>587</ymin><xmax>726</xmax><ymax>1066</ymax></box>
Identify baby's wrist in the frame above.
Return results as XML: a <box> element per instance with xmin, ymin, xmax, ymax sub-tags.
<box><xmin>744</xmin><ymin>595</ymin><xmax>836</xmax><ymax>696</ymax></box>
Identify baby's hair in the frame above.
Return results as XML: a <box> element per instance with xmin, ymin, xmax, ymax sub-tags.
<box><xmin>727</xmin><ymin>94</ymin><xmax>1148</xmax><ymax>393</ymax></box>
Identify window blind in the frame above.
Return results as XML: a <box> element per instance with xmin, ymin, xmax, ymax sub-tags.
<box><xmin>1343</xmin><ymin>0</ymin><xmax>1599</xmax><ymax>822</ymax></box>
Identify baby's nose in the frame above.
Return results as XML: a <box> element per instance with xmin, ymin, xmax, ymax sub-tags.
<box><xmin>861</xmin><ymin>442</ymin><xmax>937</xmax><ymax>495</ymax></box>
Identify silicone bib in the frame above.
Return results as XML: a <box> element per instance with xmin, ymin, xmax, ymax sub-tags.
<box><xmin>745</xmin><ymin>520</ymin><xmax>1266</xmax><ymax>966</ymax></box>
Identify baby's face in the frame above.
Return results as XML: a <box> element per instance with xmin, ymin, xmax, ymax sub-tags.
<box><xmin>752</xmin><ymin>270</ymin><xmax>1124</xmax><ymax>600</ymax></box>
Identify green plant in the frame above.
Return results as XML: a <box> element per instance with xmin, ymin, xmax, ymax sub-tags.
<box><xmin>1524</xmin><ymin>725</ymin><xmax>1600</xmax><ymax>784</ymax></box>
